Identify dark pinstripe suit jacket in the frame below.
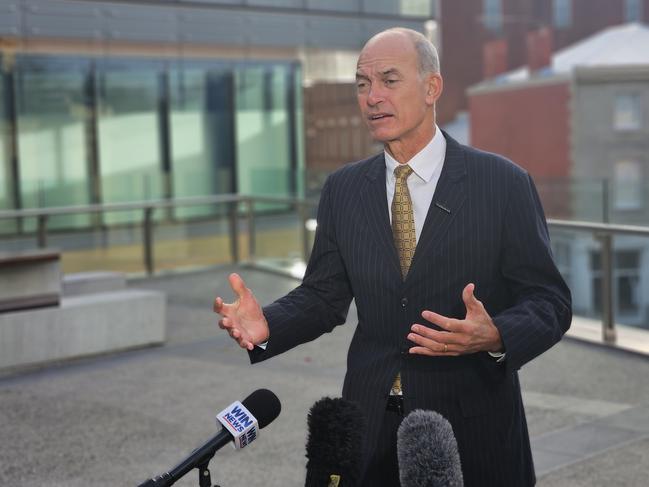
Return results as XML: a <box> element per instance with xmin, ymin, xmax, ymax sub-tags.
<box><xmin>251</xmin><ymin>132</ymin><xmax>572</xmax><ymax>486</ymax></box>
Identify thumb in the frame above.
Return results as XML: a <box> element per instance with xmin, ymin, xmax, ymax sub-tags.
<box><xmin>462</xmin><ymin>283</ymin><xmax>482</xmax><ymax>313</ymax></box>
<box><xmin>228</xmin><ymin>273</ymin><xmax>249</xmax><ymax>300</ymax></box>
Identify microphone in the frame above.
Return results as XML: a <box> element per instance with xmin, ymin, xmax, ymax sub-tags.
<box><xmin>397</xmin><ymin>409</ymin><xmax>463</xmax><ymax>487</ymax></box>
<box><xmin>137</xmin><ymin>389</ymin><xmax>281</xmax><ymax>487</ymax></box>
<box><xmin>305</xmin><ymin>397</ymin><xmax>366</xmax><ymax>487</ymax></box>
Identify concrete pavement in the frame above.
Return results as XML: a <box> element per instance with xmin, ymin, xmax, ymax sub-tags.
<box><xmin>1</xmin><ymin>265</ymin><xmax>649</xmax><ymax>486</ymax></box>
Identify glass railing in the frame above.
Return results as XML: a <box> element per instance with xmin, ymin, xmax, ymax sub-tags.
<box><xmin>0</xmin><ymin>194</ymin><xmax>318</xmax><ymax>277</ymax></box>
<box><xmin>1</xmin><ymin>196</ymin><xmax>648</xmax><ymax>353</ymax></box>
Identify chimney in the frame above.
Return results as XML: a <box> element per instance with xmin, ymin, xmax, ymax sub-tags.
<box><xmin>483</xmin><ymin>39</ymin><xmax>509</xmax><ymax>79</ymax></box>
<box><xmin>526</xmin><ymin>27</ymin><xmax>553</xmax><ymax>73</ymax></box>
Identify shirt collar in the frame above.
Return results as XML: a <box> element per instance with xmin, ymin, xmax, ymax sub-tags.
<box><xmin>384</xmin><ymin>125</ymin><xmax>446</xmax><ymax>183</ymax></box>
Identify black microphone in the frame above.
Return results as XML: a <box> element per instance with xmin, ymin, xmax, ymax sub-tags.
<box><xmin>305</xmin><ymin>397</ymin><xmax>366</xmax><ymax>487</ymax></box>
<box><xmin>397</xmin><ymin>409</ymin><xmax>463</xmax><ymax>487</ymax></box>
<box><xmin>137</xmin><ymin>389</ymin><xmax>281</xmax><ymax>487</ymax></box>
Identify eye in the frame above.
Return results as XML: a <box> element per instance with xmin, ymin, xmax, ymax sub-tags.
<box><xmin>385</xmin><ymin>79</ymin><xmax>399</xmax><ymax>86</ymax></box>
<box><xmin>356</xmin><ymin>81</ymin><xmax>368</xmax><ymax>91</ymax></box>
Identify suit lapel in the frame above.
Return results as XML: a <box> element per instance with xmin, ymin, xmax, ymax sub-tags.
<box><xmin>407</xmin><ymin>132</ymin><xmax>468</xmax><ymax>282</ymax></box>
<box><xmin>359</xmin><ymin>153</ymin><xmax>402</xmax><ymax>280</ymax></box>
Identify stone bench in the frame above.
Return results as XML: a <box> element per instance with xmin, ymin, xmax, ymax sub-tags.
<box><xmin>0</xmin><ymin>289</ymin><xmax>166</xmax><ymax>370</ymax></box>
<box><xmin>62</xmin><ymin>271</ymin><xmax>127</xmax><ymax>296</ymax></box>
<box><xmin>0</xmin><ymin>249</ymin><xmax>61</xmax><ymax>313</ymax></box>
<box><xmin>0</xmin><ymin>262</ymin><xmax>166</xmax><ymax>370</ymax></box>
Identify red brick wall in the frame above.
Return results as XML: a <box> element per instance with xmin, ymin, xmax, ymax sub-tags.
<box><xmin>469</xmin><ymin>81</ymin><xmax>572</xmax><ymax>217</ymax></box>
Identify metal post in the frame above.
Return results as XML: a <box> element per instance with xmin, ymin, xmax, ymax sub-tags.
<box><xmin>602</xmin><ymin>179</ymin><xmax>610</xmax><ymax>223</ymax></box>
<box><xmin>143</xmin><ymin>207</ymin><xmax>154</xmax><ymax>275</ymax></box>
<box><xmin>37</xmin><ymin>214</ymin><xmax>48</xmax><ymax>248</ymax></box>
<box><xmin>597</xmin><ymin>232</ymin><xmax>616</xmax><ymax>343</ymax></box>
<box><xmin>246</xmin><ymin>198</ymin><xmax>256</xmax><ymax>264</ymax></box>
<box><xmin>298</xmin><ymin>201</ymin><xmax>310</xmax><ymax>263</ymax></box>
<box><xmin>228</xmin><ymin>202</ymin><xmax>239</xmax><ymax>264</ymax></box>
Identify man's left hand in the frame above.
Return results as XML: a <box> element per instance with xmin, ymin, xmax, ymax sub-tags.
<box><xmin>408</xmin><ymin>283</ymin><xmax>503</xmax><ymax>356</ymax></box>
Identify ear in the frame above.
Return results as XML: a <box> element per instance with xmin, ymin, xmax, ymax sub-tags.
<box><xmin>425</xmin><ymin>73</ymin><xmax>443</xmax><ymax>106</ymax></box>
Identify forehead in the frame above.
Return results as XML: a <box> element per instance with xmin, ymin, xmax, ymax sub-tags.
<box><xmin>356</xmin><ymin>34</ymin><xmax>418</xmax><ymax>75</ymax></box>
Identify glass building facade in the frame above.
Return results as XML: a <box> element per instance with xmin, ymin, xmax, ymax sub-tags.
<box><xmin>0</xmin><ymin>51</ymin><xmax>304</xmax><ymax>230</ymax></box>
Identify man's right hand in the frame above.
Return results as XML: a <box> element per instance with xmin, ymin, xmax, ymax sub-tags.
<box><xmin>214</xmin><ymin>273</ymin><xmax>269</xmax><ymax>351</ymax></box>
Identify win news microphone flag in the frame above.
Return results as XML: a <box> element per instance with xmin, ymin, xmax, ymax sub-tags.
<box><xmin>305</xmin><ymin>397</ymin><xmax>366</xmax><ymax>487</ymax></box>
<box><xmin>397</xmin><ymin>409</ymin><xmax>464</xmax><ymax>487</ymax></box>
<box><xmin>137</xmin><ymin>389</ymin><xmax>281</xmax><ymax>487</ymax></box>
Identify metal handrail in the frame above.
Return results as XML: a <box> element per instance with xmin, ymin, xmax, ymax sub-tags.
<box><xmin>547</xmin><ymin>219</ymin><xmax>649</xmax><ymax>237</ymax></box>
<box><xmin>0</xmin><ymin>193</ymin><xmax>318</xmax><ymax>218</ymax></box>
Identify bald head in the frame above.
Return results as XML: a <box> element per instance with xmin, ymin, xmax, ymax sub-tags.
<box><xmin>362</xmin><ymin>28</ymin><xmax>440</xmax><ymax>77</ymax></box>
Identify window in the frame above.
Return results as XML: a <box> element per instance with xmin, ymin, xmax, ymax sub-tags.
<box><xmin>614</xmin><ymin>160</ymin><xmax>643</xmax><ymax>210</ymax></box>
<box><xmin>483</xmin><ymin>0</ymin><xmax>503</xmax><ymax>32</ymax></box>
<box><xmin>614</xmin><ymin>93</ymin><xmax>642</xmax><ymax>130</ymax></box>
<box><xmin>400</xmin><ymin>0</ymin><xmax>433</xmax><ymax>17</ymax></box>
<box><xmin>553</xmin><ymin>0</ymin><xmax>572</xmax><ymax>29</ymax></box>
<box><xmin>625</xmin><ymin>0</ymin><xmax>644</xmax><ymax>22</ymax></box>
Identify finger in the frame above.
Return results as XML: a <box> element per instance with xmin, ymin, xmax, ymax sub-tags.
<box><xmin>409</xmin><ymin>346</ymin><xmax>460</xmax><ymax>357</ymax></box>
<box><xmin>421</xmin><ymin>311</ymin><xmax>462</xmax><ymax>333</ymax></box>
<box><xmin>214</xmin><ymin>296</ymin><xmax>237</xmax><ymax>317</ymax></box>
<box><xmin>213</xmin><ymin>297</ymin><xmax>223</xmax><ymax>313</ymax></box>
<box><xmin>407</xmin><ymin>331</ymin><xmax>446</xmax><ymax>352</ymax></box>
<box><xmin>228</xmin><ymin>273</ymin><xmax>249</xmax><ymax>300</ymax></box>
<box><xmin>410</xmin><ymin>325</ymin><xmax>466</xmax><ymax>345</ymax></box>
<box><xmin>462</xmin><ymin>283</ymin><xmax>483</xmax><ymax>313</ymax></box>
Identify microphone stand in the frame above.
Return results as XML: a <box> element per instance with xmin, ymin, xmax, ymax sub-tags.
<box><xmin>197</xmin><ymin>461</ymin><xmax>221</xmax><ymax>487</ymax></box>
<box><xmin>137</xmin><ymin>459</ymin><xmax>223</xmax><ymax>487</ymax></box>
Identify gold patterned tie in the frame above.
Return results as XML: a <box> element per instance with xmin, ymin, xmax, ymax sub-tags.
<box><xmin>391</xmin><ymin>164</ymin><xmax>415</xmax><ymax>397</ymax></box>
<box><xmin>392</xmin><ymin>164</ymin><xmax>416</xmax><ymax>280</ymax></box>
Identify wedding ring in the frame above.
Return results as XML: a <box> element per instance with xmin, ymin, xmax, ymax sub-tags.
<box><xmin>443</xmin><ymin>343</ymin><xmax>448</xmax><ymax>353</ymax></box>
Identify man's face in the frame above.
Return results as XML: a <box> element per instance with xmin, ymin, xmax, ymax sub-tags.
<box><xmin>356</xmin><ymin>33</ymin><xmax>441</xmax><ymax>152</ymax></box>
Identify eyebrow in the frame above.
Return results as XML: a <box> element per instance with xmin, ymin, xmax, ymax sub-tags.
<box><xmin>355</xmin><ymin>68</ymin><xmax>402</xmax><ymax>80</ymax></box>
<box><xmin>380</xmin><ymin>68</ymin><xmax>401</xmax><ymax>77</ymax></box>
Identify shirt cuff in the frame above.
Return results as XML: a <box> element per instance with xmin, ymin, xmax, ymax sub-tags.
<box><xmin>488</xmin><ymin>351</ymin><xmax>506</xmax><ymax>363</ymax></box>
<box><xmin>256</xmin><ymin>341</ymin><xmax>268</xmax><ymax>350</ymax></box>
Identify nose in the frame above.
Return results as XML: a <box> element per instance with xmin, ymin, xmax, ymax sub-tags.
<box><xmin>366</xmin><ymin>84</ymin><xmax>384</xmax><ymax>106</ymax></box>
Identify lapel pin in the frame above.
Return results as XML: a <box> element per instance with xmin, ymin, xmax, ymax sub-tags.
<box><xmin>435</xmin><ymin>202</ymin><xmax>451</xmax><ymax>214</ymax></box>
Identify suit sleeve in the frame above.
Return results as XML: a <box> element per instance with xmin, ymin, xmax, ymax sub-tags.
<box><xmin>491</xmin><ymin>171</ymin><xmax>572</xmax><ymax>375</ymax></box>
<box><xmin>249</xmin><ymin>176</ymin><xmax>354</xmax><ymax>363</ymax></box>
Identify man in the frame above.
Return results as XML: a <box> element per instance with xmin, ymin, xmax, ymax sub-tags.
<box><xmin>215</xmin><ymin>28</ymin><xmax>572</xmax><ymax>486</ymax></box>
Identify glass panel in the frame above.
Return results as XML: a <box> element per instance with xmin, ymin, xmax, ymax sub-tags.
<box><xmin>152</xmin><ymin>203</ymin><xmax>236</xmax><ymax>272</ymax></box>
<box><xmin>235</xmin><ymin>64</ymin><xmax>293</xmax><ymax>202</ymax></box>
<box><xmin>97</xmin><ymin>60</ymin><xmax>164</xmax><ymax>224</ymax></box>
<box><xmin>56</xmin><ymin>210</ymin><xmax>147</xmax><ymax>274</ymax></box>
<box><xmin>586</xmin><ymin>243</ymin><xmax>647</xmax><ymax>328</ymax></box>
<box><xmin>14</xmin><ymin>55</ymin><xmax>91</xmax><ymax>230</ymax></box>
<box><xmin>169</xmin><ymin>63</ymin><xmax>235</xmax><ymax>219</ymax></box>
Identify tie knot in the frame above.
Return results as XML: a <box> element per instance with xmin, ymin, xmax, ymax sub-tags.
<box><xmin>394</xmin><ymin>164</ymin><xmax>413</xmax><ymax>181</ymax></box>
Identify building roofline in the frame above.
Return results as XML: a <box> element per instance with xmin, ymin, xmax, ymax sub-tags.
<box><xmin>467</xmin><ymin>74</ymin><xmax>571</xmax><ymax>96</ymax></box>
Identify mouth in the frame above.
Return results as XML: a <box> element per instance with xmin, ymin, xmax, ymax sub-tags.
<box><xmin>368</xmin><ymin>113</ymin><xmax>393</xmax><ymax>122</ymax></box>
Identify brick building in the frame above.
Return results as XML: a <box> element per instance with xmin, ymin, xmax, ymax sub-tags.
<box><xmin>438</xmin><ymin>0</ymin><xmax>649</xmax><ymax>123</ymax></box>
<box><xmin>468</xmin><ymin>23</ymin><xmax>649</xmax><ymax>327</ymax></box>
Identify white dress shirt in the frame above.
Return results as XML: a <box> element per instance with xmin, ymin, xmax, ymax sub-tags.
<box><xmin>385</xmin><ymin>125</ymin><xmax>446</xmax><ymax>240</ymax></box>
